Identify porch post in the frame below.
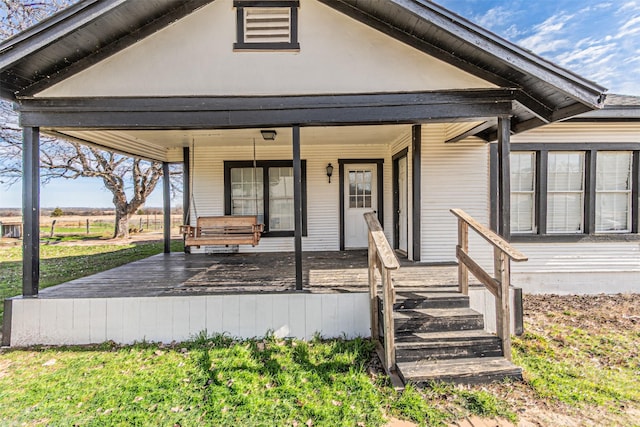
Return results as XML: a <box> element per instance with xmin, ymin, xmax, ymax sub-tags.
<box><xmin>497</xmin><ymin>116</ymin><xmax>511</xmax><ymax>240</ymax></box>
<box><xmin>292</xmin><ymin>125</ymin><xmax>303</xmax><ymax>290</ymax></box>
<box><xmin>182</xmin><ymin>147</ymin><xmax>191</xmax><ymax>253</ymax></box>
<box><xmin>162</xmin><ymin>162</ymin><xmax>171</xmax><ymax>254</ymax></box>
<box><xmin>411</xmin><ymin>125</ymin><xmax>421</xmax><ymax>261</ymax></box>
<box><xmin>22</xmin><ymin>126</ymin><xmax>40</xmax><ymax>297</ymax></box>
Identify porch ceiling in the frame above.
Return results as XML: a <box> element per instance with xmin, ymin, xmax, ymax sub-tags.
<box><xmin>49</xmin><ymin>124</ymin><xmax>417</xmax><ymax>162</ymax></box>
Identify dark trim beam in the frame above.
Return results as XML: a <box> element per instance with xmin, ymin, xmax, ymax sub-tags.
<box><xmin>163</xmin><ymin>162</ymin><xmax>171</xmax><ymax>254</ymax></box>
<box><xmin>514</xmin><ymin>91</ymin><xmax>553</xmax><ymax>123</ymax></box>
<box><xmin>489</xmin><ymin>143</ymin><xmax>498</xmax><ymax>232</ymax></box>
<box><xmin>183</xmin><ymin>147</ymin><xmax>191</xmax><ymax>226</ymax></box>
<box><xmin>183</xmin><ymin>147</ymin><xmax>191</xmax><ymax>254</ymax></box>
<box><xmin>22</xmin><ymin>126</ymin><xmax>40</xmax><ymax>297</ymax></box>
<box><xmin>411</xmin><ymin>125</ymin><xmax>421</xmax><ymax>261</ymax></box>
<box><xmin>17</xmin><ymin>90</ymin><xmax>517</xmax><ymax>129</ymax></box>
<box><xmin>292</xmin><ymin>125</ymin><xmax>303</xmax><ymax>291</ymax></box>
<box><xmin>497</xmin><ymin>117</ymin><xmax>511</xmax><ymax>240</ymax></box>
<box><xmin>445</xmin><ymin>120</ymin><xmax>495</xmax><ymax>143</ymax></box>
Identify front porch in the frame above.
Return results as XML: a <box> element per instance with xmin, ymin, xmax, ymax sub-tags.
<box><xmin>36</xmin><ymin>250</ymin><xmax>463</xmax><ymax>297</ymax></box>
<box><xmin>4</xmin><ymin>250</ymin><xmax>514</xmax><ymax>349</ymax></box>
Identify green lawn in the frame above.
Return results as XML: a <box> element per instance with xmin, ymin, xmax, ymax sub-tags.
<box><xmin>1</xmin><ymin>241</ymin><xmax>638</xmax><ymax>426</ymax></box>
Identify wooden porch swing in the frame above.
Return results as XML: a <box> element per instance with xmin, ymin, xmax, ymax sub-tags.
<box><xmin>181</xmin><ymin>139</ymin><xmax>264</xmax><ymax>248</ymax></box>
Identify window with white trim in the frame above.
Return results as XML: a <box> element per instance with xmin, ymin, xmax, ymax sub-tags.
<box><xmin>234</xmin><ymin>1</ymin><xmax>300</xmax><ymax>51</ymax></box>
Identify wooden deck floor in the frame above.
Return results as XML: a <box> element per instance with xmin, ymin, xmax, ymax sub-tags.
<box><xmin>38</xmin><ymin>251</ymin><xmax>472</xmax><ymax>298</ymax></box>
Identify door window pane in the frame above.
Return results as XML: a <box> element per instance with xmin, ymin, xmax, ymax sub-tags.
<box><xmin>596</xmin><ymin>152</ymin><xmax>632</xmax><ymax>232</ymax></box>
<box><xmin>547</xmin><ymin>152</ymin><xmax>584</xmax><ymax>233</ymax></box>
<box><xmin>230</xmin><ymin>167</ymin><xmax>264</xmax><ymax>224</ymax></box>
<box><xmin>269</xmin><ymin>167</ymin><xmax>294</xmax><ymax>231</ymax></box>
<box><xmin>349</xmin><ymin>170</ymin><xmax>372</xmax><ymax>208</ymax></box>
<box><xmin>510</xmin><ymin>152</ymin><xmax>536</xmax><ymax>233</ymax></box>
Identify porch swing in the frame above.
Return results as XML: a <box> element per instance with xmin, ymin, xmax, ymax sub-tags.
<box><xmin>180</xmin><ymin>139</ymin><xmax>264</xmax><ymax>248</ymax></box>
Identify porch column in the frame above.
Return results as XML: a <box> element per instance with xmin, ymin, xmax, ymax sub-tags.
<box><xmin>22</xmin><ymin>126</ymin><xmax>40</xmax><ymax>297</ymax></box>
<box><xmin>292</xmin><ymin>125</ymin><xmax>303</xmax><ymax>290</ymax></box>
<box><xmin>497</xmin><ymin>116</ymin><xmax>511</xmax><ymax>240</ymax></box>
<box><xmin>182</xmin><ymin>147</ymin><xmax>191</xmax><ymax>253</ymax></box>
<box><xmin>411</xmin><ymin>125</ymin><xmax>421</xmax><ymax>261</ymax></box>
<box><xmin>162</xmin><ymin>162</ymin><xmax>171</xmax><ymax>254</ymax></box>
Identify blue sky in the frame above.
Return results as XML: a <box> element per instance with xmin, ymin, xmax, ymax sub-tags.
<box><xmin>438</xmin><ymin>0</ymin><xmax>640</xmax><ymax>95</ymax></box>
<box><xmin>2</xmin><ymin>0</ymin><xmax>639</xmax><ymax>208</ymax></box>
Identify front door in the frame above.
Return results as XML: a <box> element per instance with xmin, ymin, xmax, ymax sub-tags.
<box><xmin>344</xmin><ymin>164</ymin><xmax>378</xmax><ymax>248</ymax></box>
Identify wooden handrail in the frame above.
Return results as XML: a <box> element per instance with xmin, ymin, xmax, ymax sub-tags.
<box><xmin>364</xmin><ymin>212</ymin><xmax>399</xmax><ymax>375</ymax></box>
<box><xmin>450</xmin><ymin>209</ymin><xmax>527</xmax><ymax>262</ymax></box>
<box><xmin>450</xmin><ymin>209</ymin><xmax>527</xmax><ymax>361</ymax></box>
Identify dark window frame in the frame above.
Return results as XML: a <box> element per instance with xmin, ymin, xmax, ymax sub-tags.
<box><xmin>507</xmin><ymin>143</ymin><xmax>640</xmax><ymax>242</ymax></box>
<box><xmin>233</xmin><ymin>0</ymin><xmax>300</xmax><ymax>51</ymax></box>
<box><xmin>224</xmin><ymin>160</ymin><xmax>307</xmax><ymax>237</ymax></box>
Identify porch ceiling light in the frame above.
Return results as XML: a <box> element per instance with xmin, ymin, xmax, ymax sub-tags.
<box><xmin>326</xmin><ymin>163</ymin><xmax>334</xmax><ymax>183</ymax></box>
<box><xmin>260</xmin><ymin>129</ymin><xmax>277</xmax><ymax>141</ymax></box>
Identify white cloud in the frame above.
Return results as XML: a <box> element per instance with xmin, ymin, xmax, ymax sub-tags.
<box><xmin>616</xmin><ymin>15</ymin><xmax>640</xmax><ymax>38</ymax></box>
<box><xmin>473</xmin><ymin>6</ymin><xmax>515</xmax><ymax>30</ymax></box>
<box><xmin>518</xmin><ymin>14</ymin><xmax>574</xmax><ymax>54</ymax></box>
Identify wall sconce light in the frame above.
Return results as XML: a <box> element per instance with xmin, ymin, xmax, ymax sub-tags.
<box><xmin>260</xmin><ymin>129</ymin><xmax>277</xmax><ymax>141</ymax></box>
<box><xmin>326</xmin><ymin>163</ymin><xmax>334</xmax><ymax>183</ymax></box>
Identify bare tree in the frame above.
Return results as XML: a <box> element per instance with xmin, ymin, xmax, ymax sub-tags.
<box><xmin>1</xmin><ymin>0</ymin><xmax>178</xmax><ymax>238</ymax></box>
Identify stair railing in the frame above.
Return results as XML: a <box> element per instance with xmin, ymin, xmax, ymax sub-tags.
<box><xmin>364</xmin><ymin>212</ymin><xmax>400</xmax><ymax>374</ymax></box>
<box><xmin>450</xmin><ymin>209</ymin><xmax>528</xmax><ymax>361</ymax></box>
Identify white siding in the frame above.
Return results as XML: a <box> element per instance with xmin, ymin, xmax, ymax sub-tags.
<box><xmin>7</xmin><ymin>293</ymin><xmax>370</xmax><ymax>346</ymax></box>
<box><xmin>421</xmin><ymin>124</ymin><xmax>492</xmax><ymax>264</ymax></box>
<box><xmin>38</xmin><ymin>0</ymin><xmax>494</xmax><ymax>97</ymax></box>
<box><xmin>512</xmin><ymin>122</ymin><xmax>640</xmax><ymax>144</ymax></box>
<box><xmin>188</xmin><ymin>139</ymin><xmax>397</xmax><ymax>253</ymax></box>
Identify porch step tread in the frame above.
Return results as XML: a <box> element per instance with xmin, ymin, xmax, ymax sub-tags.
<box><xmin>393</xmin><ymin>307</ymin><xmax>484</xmax><ymax>333</ymax></box>
<box><xmin>395</xmin><ymin>330</ymin><xmax>498</xmax><ymax>342</ymax></box>
<box><xmin>393</xmin><ymin>307</ymin><xmax>483</xmax><ymax>320</ymax></box>
<box><xmin>397</xmin><ymin>357</ymin><xmax>522</xmax><ymax>385</ymax></box>
<box><xmin>393</xmin><ymin>292</ymin><xmax>470</xmax><ymax>309</ymax></box>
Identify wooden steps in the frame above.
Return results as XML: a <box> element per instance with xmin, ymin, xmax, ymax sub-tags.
<box><xmin>385</xmin><ymin>290</ymin><xmax>522</xmax><ymax>385</ymax></box>
<box><xmin>396</xmin><ymin>357</ymin><xmax>523</xmax><ymax>386</ymax></box>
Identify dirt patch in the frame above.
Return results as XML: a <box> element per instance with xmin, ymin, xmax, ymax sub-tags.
<box><xmin>524</xmin><ymin>293</ymin><xmax>640</xmax><ymax>333</ymax></box>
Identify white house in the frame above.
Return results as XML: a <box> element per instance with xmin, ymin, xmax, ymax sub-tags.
<box><xmin>2</xmin><ymin>0</ymin><xmax>636</xmax><ymax>382</ymax></box>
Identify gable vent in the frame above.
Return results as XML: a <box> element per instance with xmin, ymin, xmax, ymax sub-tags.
<box><xmin>244</xmin><ymin>7</ymin><xmax>291</xmax><ymax>44</ymax></box>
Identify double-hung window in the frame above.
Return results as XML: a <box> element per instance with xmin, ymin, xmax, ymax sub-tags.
<box><xmin>509</xmin><ymin>146</ymin><xmax>639</xmax><ymax>239</ymax></box>
<box><xmin>547</xmin><ymin>152</ymin><xmax>585</xmax><ymax>234</ymax></box>
<box><xmin>595</xmin><ymin>152</ymin><xmax>633</xmax><ymax>233</ymax></box>
<box><xmin>225</xmin><ymin>160</ymin><xmax>306</xmax><ymax>237</ymax></box>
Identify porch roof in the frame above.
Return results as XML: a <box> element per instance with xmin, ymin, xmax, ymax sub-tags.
<box><xmin>0</xmin><ymin>0</ymin><xmax>606</xmax><ymax>142</ymax></box>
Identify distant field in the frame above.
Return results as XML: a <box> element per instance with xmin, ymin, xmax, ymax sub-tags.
<box><xmin>0</xmin><ymin>214</ymin><xmax>184</xmax><ymax>237</ymax></box>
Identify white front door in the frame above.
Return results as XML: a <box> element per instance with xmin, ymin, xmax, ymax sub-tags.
<box><xmin>345</xmin><ymin>164</ymin><xmax>378</xmax><ymax>249</ymax></box>
<box><xmin>398</xmin><ymin>156</ymin><xmax>408</xmax><ymax>253</ymax></box>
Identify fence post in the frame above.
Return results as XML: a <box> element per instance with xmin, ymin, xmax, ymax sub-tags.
<box><xmin>457</xmin><ymin>218</ymin><xmax>469</xmax><ymax>295</ymax></box>
<box><xmin>86</xmin><ymin>219</ymin><xmax>89</xmax><ymax>234</ymax></box>
<box><xmin>494</xmin><ymin>248</ymin><xmax>512</xmax><ymax>361</ymax></box>
<box><xmin>368</xmin><ymin>232</ymin><xmax>379</xmax><ymax>341</ymax></box>
<box><xmin>382</xmin><ymin>267</ymin><xmax>395</xmax><ymax>372</ymax></box>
